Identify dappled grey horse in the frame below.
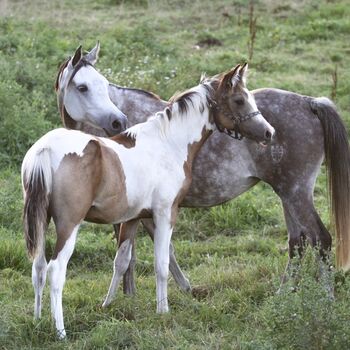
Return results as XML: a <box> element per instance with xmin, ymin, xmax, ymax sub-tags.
<box><xmin>56</xmin><ymin>43</ymin><xmax>350</xmax><ymax>295</ymax></box>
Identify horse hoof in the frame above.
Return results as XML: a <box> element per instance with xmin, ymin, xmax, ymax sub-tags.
<box><xmin>57</xmin><ymin>329</ymin><xmax>67</xmax><ymax>340</ymax></box>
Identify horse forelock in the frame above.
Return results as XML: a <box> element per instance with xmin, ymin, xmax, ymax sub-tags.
<box><xmin>67</xmin><ymin>58</ymin><xmax>94</xmax><ymax>86</ymax></box>
<box><xmin>56</xmin><ymin>56</ymin><xmax>95</xmax><ymax>93</ymax></box>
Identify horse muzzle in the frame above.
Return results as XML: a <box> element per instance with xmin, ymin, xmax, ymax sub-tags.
<box><xmin>103</xmin><ymin>113</ymin><xmax>128</xmax><ymax>136</ymax></box>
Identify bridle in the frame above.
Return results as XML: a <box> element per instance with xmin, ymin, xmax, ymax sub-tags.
<box><xmin>209</xmin><ymin>99</ymin><xmax>261</xmax><ymax>140</ymax></box>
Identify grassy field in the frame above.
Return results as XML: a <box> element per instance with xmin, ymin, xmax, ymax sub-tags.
<box><xmin>1</xmin><ymin>0</ymin><xmax>350</xmax><ymax>348</ymax></box>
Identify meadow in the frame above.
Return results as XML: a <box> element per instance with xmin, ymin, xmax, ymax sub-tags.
<box><xmin>1</xmin><ymin>0</ymin><xmax>350</xmax><ymax>348</ymax></box>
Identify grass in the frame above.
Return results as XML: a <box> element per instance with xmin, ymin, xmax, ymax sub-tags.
<box><xmin>1</xmin><ymin>0</ymin><xmax>350</xmax><ymax>348</ymax></box>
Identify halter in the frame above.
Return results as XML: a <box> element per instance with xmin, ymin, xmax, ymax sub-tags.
<box><xmin>209</xmin><ymin>100</ymin><xmax>261</xmax><ymax>140</ymax></box>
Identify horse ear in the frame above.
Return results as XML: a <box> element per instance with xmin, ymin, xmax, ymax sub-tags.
<box><xmin>85</xmin><ymin>41</ymin><xmax>100</xmax><ymax>65</ymax></box>
<box><xmin>221</xmin><ymin>64</ymin><xmax>241</xmax><ymax>88</ymax></box>
<box><xmin>238</xmin><ymin>62</ymin><xmax>248</xmax><ymax>86</ymax></box>
<box><xmin>71</xmin><ymin>45</ymin><xmax>82</xmax><ymax>67</ymax></box>
<box><xmin>231</xmin><ymin>63</ymin><xmax>248</xmax><ymax>88</ymax></box>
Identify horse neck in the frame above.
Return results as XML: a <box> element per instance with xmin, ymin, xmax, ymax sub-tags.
<box><xmin>108</xmin><ymin>84</ymin><xmax>167</xmax><ymax>126</ymax></box>
<box><xmin>152</xmin><ymin>104</ymin><xmax>213</xmax><ymax>163</ymax></box>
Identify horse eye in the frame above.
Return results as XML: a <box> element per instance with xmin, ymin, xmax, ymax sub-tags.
<box><xmin>234</xmin><ymin>98</ymin><xmax>244</xmax><ymax>106</ymax></box>
<box><xmin>77</xmin><ymin>85</ymin><xmax>88</xmax><ymax>93</ymax></box>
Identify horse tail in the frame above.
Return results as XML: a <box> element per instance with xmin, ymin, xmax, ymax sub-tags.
<box><xmin>309</xmin><ymin>97</ymin><xmax>350</xmax><ymax>270</ymax></box>
<box><xmin>22</xmin><ymin>145</ymin><xmax>52</xmax><ymax>259</ymax></box>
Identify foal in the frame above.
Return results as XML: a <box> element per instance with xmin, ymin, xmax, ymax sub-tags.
<box><xmin>22</xmin><ymin>64</ymin><xmax>274</xmax><ymax>338</ymax></box>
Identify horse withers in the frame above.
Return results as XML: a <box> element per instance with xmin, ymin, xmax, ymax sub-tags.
<box><xmin>22</xmin><ymin>64</ymin><xmax>274</xmax><ymax>338</ymax></box>
<box><xmin>56</xmin><ymin>43</ymin><xmax>350</xmax><ymax>296</ymax></box>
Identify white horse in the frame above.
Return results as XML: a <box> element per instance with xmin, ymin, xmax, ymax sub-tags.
<box><xmin>22</xmin><ymin>64</ymin><xmax>274</xmax><ymax>338</ymax></box>
<box><xmin>56</xmin><ymin>44</ymin><xmax>128</xmax><ymax>136</ymax></box>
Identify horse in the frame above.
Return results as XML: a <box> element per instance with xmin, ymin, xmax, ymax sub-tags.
<box><xmin>56</xmin><ymin>43</ymin><xmax>350</xmax><ymax>296</ymax></box>
<box><xmin>22</xmin><ymin>63</ymin><xmax>274</xmax><ymax>338</ymax></box>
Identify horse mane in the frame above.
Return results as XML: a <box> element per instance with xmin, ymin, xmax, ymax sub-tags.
<box><xmin>55</xmin><ymin>58</ymin><xmax>70</xmax><ymax>91</ymax></box>
<box><xmin>171</xmin><ymin>80</ymin><xmax>214</xmax><ymax>113</ymax></box>
<box><xmin>126</xmin><ymin>82</ymin><xmax>213</xmax><ymax>140</ymax></box>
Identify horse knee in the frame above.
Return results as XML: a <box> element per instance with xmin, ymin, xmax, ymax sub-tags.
<box><xmin>155</xmin><ymin>260</ymin><xmax>169</xmax><ymax>281</ymax></box>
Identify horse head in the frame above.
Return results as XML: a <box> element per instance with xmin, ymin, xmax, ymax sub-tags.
<box><xmin>55</xmin><ymin>43</ymin><xmax>127</xmax><ymax>136</ymax></box>
<box><xmin>211</xmin><ymin>63</ymin><xmax>275</xmax><ymax>144</ymax></box>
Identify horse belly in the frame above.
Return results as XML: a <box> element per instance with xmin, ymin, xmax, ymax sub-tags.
<box><xmin>85</xmin><ymin>197</ymin><xmax>136</xmax><ymax>224</ymax></box>
<box><xmin>182</xmin><ymin>176</ymin><xmax>258</xmax><ymax>207</ymax></box>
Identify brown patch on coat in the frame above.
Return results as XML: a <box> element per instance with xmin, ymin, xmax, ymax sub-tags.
<box><xmin>111</xmin><ymin>132</ymin><xmax>136</xmax><ymax>149</ymax></box>
<box><xmin>135</xmin><ymin>209</ymin><xmax>153</xmax><ymax>219</ymax></box>
<box><xmin>118</xmin><ymin>220</ymin><xmax>140</xmax><ymax>246</ymax></box>
<box><xmin>51</xmin><ymin>139</ymin><xmax>129</xmax><ymax>258</ymax></box>
<box><xmin>50</xmin><ymin>140</ymin><xmax>103</xmax><ymax>259</ymax></box>
<box><xmin>85</xmin><ymin>143</ymin><xmax>129</xmax><ymax>224</ymax></box>
<box><xmin>170</xmin><ymin>127</ymin><xmax>212</xmax><ymax>227</ymax></box>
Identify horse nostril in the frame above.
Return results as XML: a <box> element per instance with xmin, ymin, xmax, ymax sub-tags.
<box><xmin>112</xmin><ymin>120</ymin><xmax>121</xmax><ymax>131</ymax></box>
<box><xmin>265</xmin><ymin>130</ymin><xmax>272</xmax><ymax>140</ymax></box>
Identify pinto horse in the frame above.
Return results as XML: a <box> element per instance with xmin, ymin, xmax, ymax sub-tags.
<box><xmin>22</xmin><ymin>63</ymin><xmax>274</xmax><ymax>338</ymax></box>
<box><xmin>56</xmin><ymin>44</ymin><xmax>350</xmax><ymax>296</ymax></box>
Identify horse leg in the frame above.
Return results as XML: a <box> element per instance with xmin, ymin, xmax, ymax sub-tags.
<box><xmin>153</xmin><ymin>212</ymin><xmax>174</xmax><ymax>313</ymax></box>
<box><xmin>113</xmin><ymin>223</ymin><xmax>137</xmax><ymax>296</ymax></box>
<box><xmin>142</xmin><ymin>218</ymin><xmax>191</xmax><ymax>292</ymax></box>
<box><xmin>47</xmin><ymin>223</ymin><xmax>80</xmax><ymax>339</ymax></box>
<box><xmin>279</xmin><ymin>192</ymin><xmax>332</xmax><ymax>288</ymax></box>
<box><xmin>103</xmin><ymin>220</ymin><xmax>139</xmax><ymax>307</ymax></box>
<box><xmin>32</xmin><ymin>240</ymin><xmax>48</xmax><ymax>320</ymax></box>
<box><xmin>116</xmin><ymin>220</ymin><xmax>138</xmax><ymax>296</ymax></box>
<box><xmin>123</xmin><ymin>240</ymin><xmax>137</xmax><ymax>295</ymax></box>
<box><xmin>279</xmin><ymin>202</ymin><xmax>306</xmax><ymax>290</ymax></box>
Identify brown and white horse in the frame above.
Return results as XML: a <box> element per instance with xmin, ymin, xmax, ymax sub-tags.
<box><xmin>22</xmin><ymin>64</ymin><xmax>274</xmax><ymax>338</ymax></box>
<box><xmin>56</xmin><ymin>44</ymin><xmax>350</xmax><ymax>296</ymax></box>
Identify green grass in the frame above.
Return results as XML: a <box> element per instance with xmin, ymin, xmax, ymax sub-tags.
<box><xmin>1</xmin><ymin>0</ymin><xmax>350</xmax><ymax>348</ymax></box>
